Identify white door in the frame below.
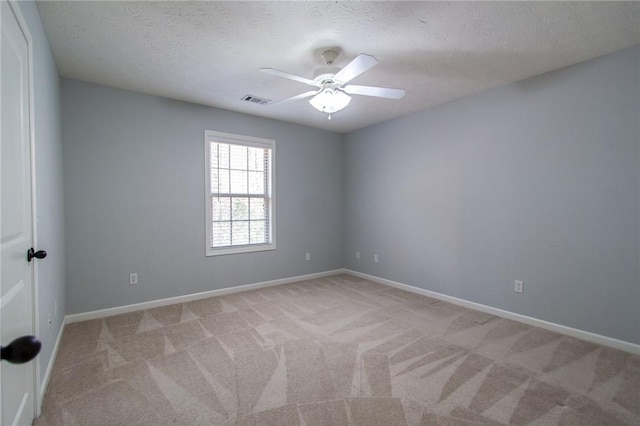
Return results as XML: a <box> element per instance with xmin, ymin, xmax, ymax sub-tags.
<box><xmin>1</xmin><ymin>1</ymin><xmax>37</xmax><ymax>425</ymax></box>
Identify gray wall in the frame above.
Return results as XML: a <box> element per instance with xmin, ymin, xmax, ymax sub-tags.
<box><xmin>61</xmin><ymin>80</ymin><xmax>343</xmax><ymax>314</ymax></box>
<box><xmin>61</xmin><ymin>46</ymin><xmax>639</xmax><ymax>345</ymax></box>
<box><xmin>14</xmin><ymin>1</ymin><xmax>66</xmax><ymax>386</ymax></box>
<box><xmin>344</xmin><ymin>46</ymin><xmax>640</xmax><ymax>344</ymax></box>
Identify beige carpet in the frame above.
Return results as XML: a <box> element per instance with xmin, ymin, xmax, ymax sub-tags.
<box><xmin>35</xmin><ymin>274</ymin><xmax>639</xmax><ymax>425</ymax></box>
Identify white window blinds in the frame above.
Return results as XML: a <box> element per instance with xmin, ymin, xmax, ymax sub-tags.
<box><xmin>205</xmin><ymin>131</ymin><xmax>275</xmax><ymax>256</ymax></box>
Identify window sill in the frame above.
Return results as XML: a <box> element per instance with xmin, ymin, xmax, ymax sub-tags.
<box><xmin>205</xmin><ymin>243</ymin><xmax>276</xmax><ymax>257</ymax></box>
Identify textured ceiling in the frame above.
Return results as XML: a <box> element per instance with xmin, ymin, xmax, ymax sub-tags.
<box><xmin>37</xmin><ymin>1</ymin><xmax>640</xmax><ymax>133</ymax></box>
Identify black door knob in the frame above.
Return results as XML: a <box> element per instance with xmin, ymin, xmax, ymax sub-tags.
<box><xmin>27</xmin><ymin>248</ymin><xmax>47</xmax><ymax>262</ymax></box>
<box><xmin>1</xmin><ymin>335</ymin><xmax>41</xmax><ymax>364</ymax></box>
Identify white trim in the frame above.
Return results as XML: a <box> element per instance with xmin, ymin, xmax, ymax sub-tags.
<box><xmin>38</xmin><ymin>321</ymin><xmax>64</xmax><ymax>403</ymax></box>
<box><xmin>345</xmin><ymin>269</ymin><xmax>640</xmax><ymax>355</ymax></box>
<box><xmin>65</xmin><ymin>269</ymin><xmax>343</xmax><ymax>324</ymax></box>
<box><xmin>205</xmin><ymin>130</ymin><xmax>273</xmax><ymax>148</ymax></box>
<box><xmin>207</xmin><ymin>243</ymin><xmax>276</xmax><ymax>257</ymax></box>
<box><xmin>63</xmin><ymin>267</ymin><xmax>640</xmax><ymax>354</ymax></box>
<box><xmin>204</xmin><ymin>130</ymin><xmax>276</xmax><ymax>257</ymax></box>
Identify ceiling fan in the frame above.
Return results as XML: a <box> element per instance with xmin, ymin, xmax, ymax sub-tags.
<box><xmin>261</xmin><ymin>49</ymin><xmax>405</xmax><ymax>118</ymax></box>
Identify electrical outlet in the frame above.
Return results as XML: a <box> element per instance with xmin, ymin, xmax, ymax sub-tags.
<box><xmin>374</xmin><ymin>254</ymin><xmax>379</xmax><ymax>263</ymax></box>
<box><xmin>355</xmin><ymin>251</ymin><xmax>360</xmax><ymax>259</ymax></box>
<box><xmin>130</xmin><ymin>273</ymin><xmax>138</xmax><ymax>285</ymax></box>
<box><xmin>514</xmin><ymin>280</ymin><xmax>524</xmax><ymax>293</ymax></box>
<box><xmin>305</xmin><ymin>253</ymin><xmax>311</xmax><ymax>261</ymax></box>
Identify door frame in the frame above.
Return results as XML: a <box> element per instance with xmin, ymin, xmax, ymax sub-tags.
<box><xmin>2</xmin><ymin>0</ymin><xmax>41</xmax><ymax>419</ymax></box>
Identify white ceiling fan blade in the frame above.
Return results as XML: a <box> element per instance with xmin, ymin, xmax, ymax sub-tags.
<box><xmin>343</xmin><ymin>85</ymin><xmax>405</xmax><ymax>99</ymax></box>
<box><xmin>270</xmin><ymin>90</ymin><xmax>320</xmax><ymax>106</ymax></box>
<box><xmin>261</xmin><ymin>68</ymin><xmax>319</xmax><ymax>87</ymax></box>
<box><xmin>334</xmin><ymin>54</ymin><xmax>378</xmax><ymax>84</ymax></box>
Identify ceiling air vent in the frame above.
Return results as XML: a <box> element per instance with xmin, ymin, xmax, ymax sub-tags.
<box><xmin>241</xmin><ymin>95</ymin><xmax>271</xmax><ymax>105</ymax></box>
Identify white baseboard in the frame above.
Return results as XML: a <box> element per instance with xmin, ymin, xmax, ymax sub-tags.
<box><xmin>38</xmin><ymin>320</ymin><xmax>65</xmax><ymax>407</ymax></box>
<box><xmin>63</xmin><ymin>267</ymin><xmax>639</xmax><ymax>355</ymax></box>
<box><xmin>345</xmin><ymin>269</ymin><xmax>640</xmax><ymax>355</ymax></box>
<box><xmin>65</xmin><ymin>269</ymin><xmax>345</xmax><ymax>324</ymax></box>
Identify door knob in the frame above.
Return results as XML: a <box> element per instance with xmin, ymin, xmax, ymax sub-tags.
<box><xmin>1</xmin><ymin>335</ymin><xmax>41</xmax><ymax>364</ymax></box>
<box><xmin>27</xmin><ymin>248</ymin><xmax>47</xmax><ymax>262</ymax></box>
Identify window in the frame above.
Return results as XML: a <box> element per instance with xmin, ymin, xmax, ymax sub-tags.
<box><xmin>204</xmin><ymin>130</ymin><xmax>275</xmax><ymax>256</ymax></box>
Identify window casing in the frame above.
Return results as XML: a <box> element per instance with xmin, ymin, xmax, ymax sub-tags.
<box><xmin>205</xmin><ymin>130</ymin><xmax>275</xmax><ymax>256</ymax></box>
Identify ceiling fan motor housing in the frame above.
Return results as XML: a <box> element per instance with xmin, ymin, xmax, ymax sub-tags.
<box><xmin>313</xmin><ymin>67</ymin><xmax>341</xmax><ymax>83</ymax></box>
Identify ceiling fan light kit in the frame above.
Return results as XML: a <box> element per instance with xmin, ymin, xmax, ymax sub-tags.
<box><xmin>261</xmin><ymin>49</ymin><xmax>405</xmax><ymax>118</ymax></box>
<box><xmin>309</xmin><ymin>88</ymin><xmax>351</xmax><ymax>114</ymax></box>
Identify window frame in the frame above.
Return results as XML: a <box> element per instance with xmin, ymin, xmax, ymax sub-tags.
<box><xmin>204</xmin><ymin>130</ymin><xmax>276</xmax><ymax>256</ymax></box>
